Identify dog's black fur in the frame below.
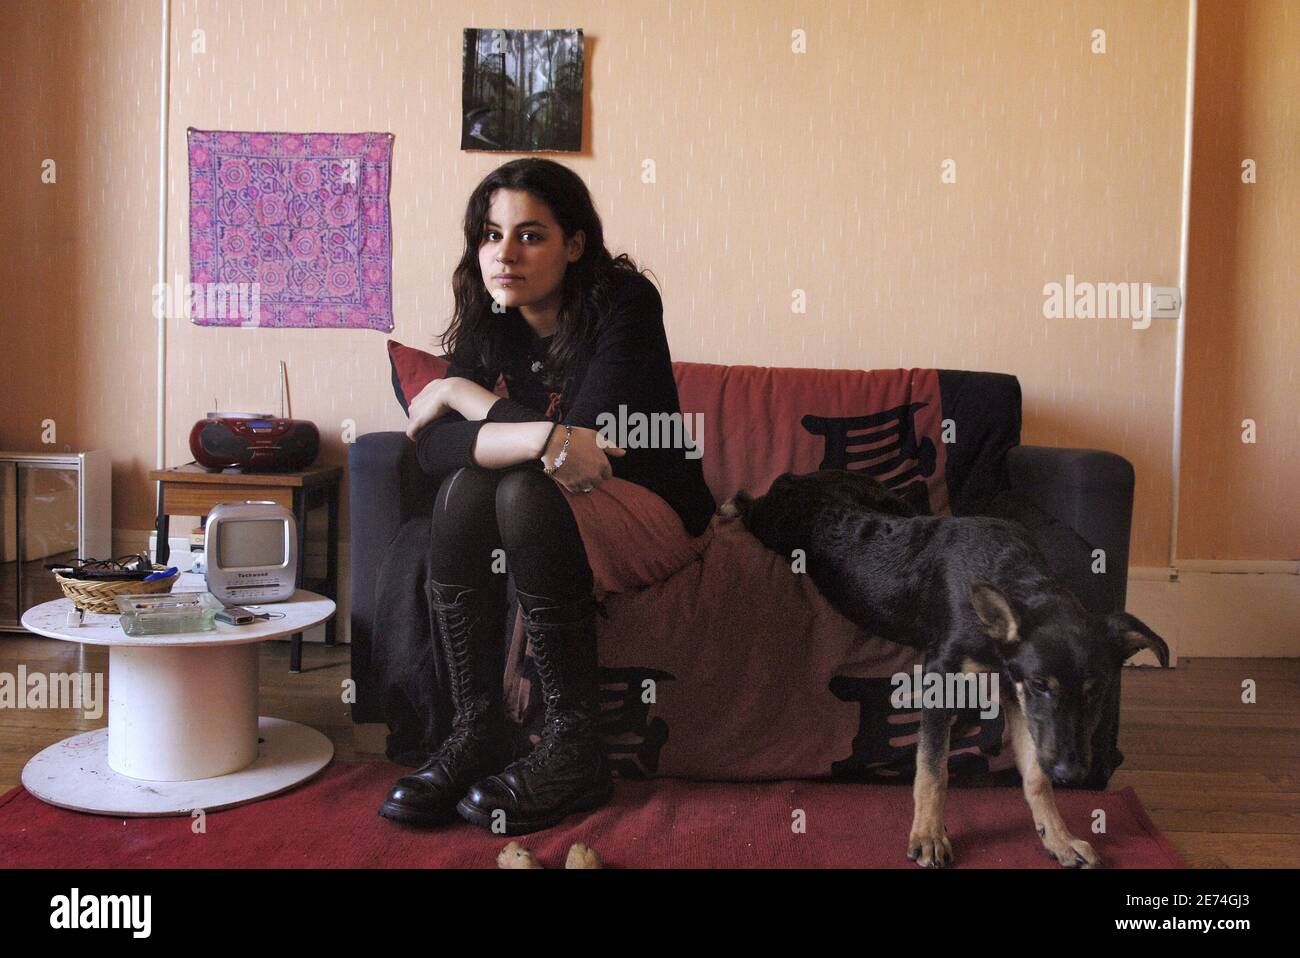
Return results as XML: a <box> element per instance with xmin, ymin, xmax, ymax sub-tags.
<box><xmin>720</xmin><ymin>469</ymin><xmax>1169</xmax><ymax>868</ymax></box>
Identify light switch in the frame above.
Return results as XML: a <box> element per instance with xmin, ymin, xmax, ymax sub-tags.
<box><xmin>1146</xmin><ymin>285</ymin><xmax>1182</xmax><ymax>319</ymax></box>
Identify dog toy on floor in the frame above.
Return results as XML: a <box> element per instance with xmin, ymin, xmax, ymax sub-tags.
<box><xmin>497</xmin><ymin>842</ymin><xmax>543</xmax><ymax>869</ymax></box>
<box><xmin>496</xmin><ymin>841</ymin><xmax>605</xmax><ymax>869</ymax></box>
<box><xmin>565</xmin><ymin>842</ymin><xmax>604</xmax><ymax>869</ymax></box>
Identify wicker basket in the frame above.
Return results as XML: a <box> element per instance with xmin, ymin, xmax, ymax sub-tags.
<box><xmin>54</xmin><ymin>567</ymin><xmax>181</xmax><ymax>614</ymax></box>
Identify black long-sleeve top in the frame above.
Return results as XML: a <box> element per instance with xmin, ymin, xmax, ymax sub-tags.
<box><xmin>413</xmin><ymin>270</ymin><xmax>717</xmax><ymax>537</ymax></box>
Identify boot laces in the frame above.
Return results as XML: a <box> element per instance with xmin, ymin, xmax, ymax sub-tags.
<box><xmin>426</xmin><ymin>696</ymin><xmax>496</xmax><ymax>771</ymax></box>
<box><xmin>431</xmin><ymin>593</ymin><xmax>481</xmax><ymax>711</ymax></box>
<box><xmin>517</xmin><ymin>710</ymin><xmax>595</xmax><ymax>771</ymax></box>
<box><xmin>426</xmin><ymin>585</ymin><xmax>504</xmax><ymax>772</ymax></box>
<box><xmin>521</xmin><ymin>630</ymin><xmax>596</xmax><ymax>771</ymax></box>
<box><xmin>514</xmin><ymin>596</ymin><xmax>604</xmax><ymax>772</ymax></box>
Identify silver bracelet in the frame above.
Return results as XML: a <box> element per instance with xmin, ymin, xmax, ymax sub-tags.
<box><xmin>542</xmin><ymin>424</ymin><xmax>572</xmax><ymax>476</ymax></box>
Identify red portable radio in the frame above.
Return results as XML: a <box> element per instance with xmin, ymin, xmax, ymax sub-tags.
<box><xmin>189</xmin><ymin>412</ymin><xmax>320</xmax><ymax>471</ymax></box>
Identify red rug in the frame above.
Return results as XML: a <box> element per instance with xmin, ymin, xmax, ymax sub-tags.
<box><xmin>0</xmin><ymin>760</ymin><xmax>1186</xmax><ymax>868</ymax></box>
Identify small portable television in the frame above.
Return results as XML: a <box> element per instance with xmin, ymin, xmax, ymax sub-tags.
<box><xmin>204</xmin><ymin>500</ymin><xmax>298</xmax><ymax>604</ymax></box>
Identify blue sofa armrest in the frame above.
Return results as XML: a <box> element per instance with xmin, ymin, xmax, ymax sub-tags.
<box><xmin>1002</xmin><ymin>444</ymin><xmax>1137</xmax><ymax>790</ymax></box>
<box><xmin>349</xmin><ymin>430</ymin><xmax>438</xmax><ymax>722</ymax></box>
<box><xmin>1005</xmin><ymin>445</ymin><xmax>1135</xmax><ymax>614</ymax></box>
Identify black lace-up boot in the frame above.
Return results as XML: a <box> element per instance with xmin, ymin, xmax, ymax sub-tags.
<box><xmin>378</xmin><ymin>578</ymin><xmax>514</xmax><ymax>827</ymax></box>
<box><xmin>455</xmin><ymin>589</ymin><xmax>612</xmax><ymax>834</ymax></box>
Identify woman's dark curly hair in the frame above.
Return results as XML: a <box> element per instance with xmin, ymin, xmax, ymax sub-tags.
<box><xmin>438</xmin><ymin>158</ymin><xmax>655</xmax><ymax>387</ymax></box>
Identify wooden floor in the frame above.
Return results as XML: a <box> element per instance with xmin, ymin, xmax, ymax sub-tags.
<box><xmin>1</xmin><ymin>636</ymin><xmax>1295</xmax><ymax>868</ymax></box>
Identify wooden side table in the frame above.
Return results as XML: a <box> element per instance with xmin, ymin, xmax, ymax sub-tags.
<box><xmin>148</xmin><ymin>462</ymin><xmax>342</xmax><ymax>672</ymax></box>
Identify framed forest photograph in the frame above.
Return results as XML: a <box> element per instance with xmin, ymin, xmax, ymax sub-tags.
<box><xmin>461</xmin><ymin>28</ymin><xmax>584</xmax><ymax>152</ymax></box>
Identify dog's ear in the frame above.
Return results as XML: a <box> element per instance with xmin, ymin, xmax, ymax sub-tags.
<box><xmin>1106</xmin><ymin>612</ymin><xmax>1170</xmax><ymax>667</ymax></box>
<box><xmin>718</xmin><ymin>490</ymin><xmax>753</xmax><ymax>520</ymax></box>
<box><xmin>970</xmin><ymin>582</ymin><xmax>1019</xmax><ymax>645</ymax></box>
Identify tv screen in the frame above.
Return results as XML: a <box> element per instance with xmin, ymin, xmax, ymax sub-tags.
<box><xmin>219</xmin><ymin>519</ymin><xmax>286</xmax><ymax>568</ymax></box>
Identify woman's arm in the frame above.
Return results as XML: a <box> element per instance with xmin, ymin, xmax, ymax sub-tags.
<box><xmin>412</xmin><ymin>394</ymin><xmax>557</xmax><ymax>474</ymax></box>
<box><xmin>407</xmin><ymin>346</ymin><xmax>502</xmax><ymax>478</ymax></box>
<box><xmin>424</xmin><ymin>377</ymin><xmax>552</xmax><ymax>469</ymax></box>
<box><xmin>469</xmin><ymin>420</ymin><xmax>556</xmax><ymax>469</ymax></box>
<box><xmin>563</xmin><ymin>275</ymin><xmax>668</xmax><ymax>429</ymax></box>
<box><xmin>440</xmin><ymin>376</ymin><xmax>623</xmax><ymax>484</ymax></box>
<box><xmin>445</xmin><ymin>376</ymin><xmax>506</xmax><ymax>422</ymax></box>
<box><xmin>463</xmin><ymin>395</ymin><xmax>622</xmax><ymax>485</ymax></box>
<box><xmin>411</xmin><ymin>375</ymin><xmax>570</xmax><ymax>473</ymax></box>
<box><xmin>413</xmin><ymin>401</ymin><xmax>604</xmax><ymax>478</ymax></box>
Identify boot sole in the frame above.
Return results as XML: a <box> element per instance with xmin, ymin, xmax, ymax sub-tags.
<box><xmin>454</xmin><ymin>779</ymin><xmax>614</xmax><ymax>835</ymax></box>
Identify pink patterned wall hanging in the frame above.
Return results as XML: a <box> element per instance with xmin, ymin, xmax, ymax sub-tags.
<box><xmin>186</xmin><ymin>128</ymin><xmax>394</xmax><ymax>331</ymax></box>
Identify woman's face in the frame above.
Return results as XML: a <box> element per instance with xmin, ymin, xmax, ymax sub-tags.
<box><xmin>478</xmin><ymin>188</ymin><xmax>584</xmax><ymax>314</ymax></box>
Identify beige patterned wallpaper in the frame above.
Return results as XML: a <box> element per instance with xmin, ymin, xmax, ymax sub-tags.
<box><xmin>0</xmin><ymin>0</ymin><xmax>1293</xmax><ymax>582</ymax></box>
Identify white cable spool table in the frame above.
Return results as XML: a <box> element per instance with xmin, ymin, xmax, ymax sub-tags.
<box><xmin>19</xmin><ymin>588</ymin><xmax>335</xmax><ymax>817</ymax></box>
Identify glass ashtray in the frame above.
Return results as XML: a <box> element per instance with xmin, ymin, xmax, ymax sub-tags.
<box><xmin>115</xmin><ymin>591</ymin><xmax>223</xmax><ymax>636</ymax></box>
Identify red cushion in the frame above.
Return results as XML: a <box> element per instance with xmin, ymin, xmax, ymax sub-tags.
<box><xmin>387</xmin><ymin>340</ymin><xmax>448</xmax><ymax>415</ymax></box>
<box><xmin>386</xmin><ymin>339</ymin><xmax>507</xmax><ymax>415</ymax></box>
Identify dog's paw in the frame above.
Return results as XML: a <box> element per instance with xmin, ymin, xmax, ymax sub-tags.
<box><xmin>1043</xmin><ymin>834</ymin><xmax>1101</xmax><ymax>869</ymax></box>
<box><xmin>497</xmin><ymin>841</ymin><xmax>543</xmax><ymax>869</ymax></box>
<box><xmin>906</xmin><ymin>829</ymin><xmax>953</xmax><ymax>868</ymax></box>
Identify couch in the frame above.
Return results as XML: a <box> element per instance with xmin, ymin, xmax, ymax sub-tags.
<box><xmin>350</xmin><ymin>358</ymin><xmax>1136</xmax><ymax>789</ymax></box>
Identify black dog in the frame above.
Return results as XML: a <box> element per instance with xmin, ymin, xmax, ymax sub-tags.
<box><xmin>720</xmin><ymin>469</ymin><xmax>1169</xmax><ymax>868</ymax></box>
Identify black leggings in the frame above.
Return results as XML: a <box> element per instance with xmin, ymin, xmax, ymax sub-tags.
<box><xmin>374</xmin><ymin>463</ymin><xmax>595</xmax><ymax>765</ymax></box>
<box><xmin>428</xmin><ymin>464</ymin><xmax>595</xmax><ymax>603</ymax></box>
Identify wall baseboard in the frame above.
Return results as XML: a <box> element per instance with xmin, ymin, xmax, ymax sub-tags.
<box><xmin>1173</xmin><ymin>559</ymin><xmax>1300</xmax><ymax>575</ymax></box>
<box><xmin>1127</xmin><ymin>566</ymin><xmax>1300</xmax><ymax>660</ymax></box>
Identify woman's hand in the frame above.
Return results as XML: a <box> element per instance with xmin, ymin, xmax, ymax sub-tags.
<box><xmin>405</xmin><ymin>376</ymin><xmax>503</xmax><ymax>440</ymax></box>
<box><xmin>545</xmin><ymin>425</ymin><xmax>625</xmax><ymax>494</ymax></box>
<box><xmin>405</xmin><ymin>379</ymin><xmax>457</xmax><ymax>440</ymax></box>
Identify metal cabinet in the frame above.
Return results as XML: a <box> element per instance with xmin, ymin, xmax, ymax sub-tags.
<box><xmin>0</xmin><ymin>451</ymin><xmax>111</xmax><ymax>632</ymax></box>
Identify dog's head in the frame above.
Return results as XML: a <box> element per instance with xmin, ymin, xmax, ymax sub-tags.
<box><xmin>720</xmin><ymin>470</ymin><xmax>917</xmax><ymax>554</ymax></box>
<box><xmin>970</xmin><ymin>582</ymin><xmax>1169</xmax><ymax>785</ymax></box>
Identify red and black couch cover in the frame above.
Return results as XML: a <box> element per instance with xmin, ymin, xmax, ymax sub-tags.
<box><xmin>353</xmin><ymin>347</ymin><xmax>1135</xmax><ymax>789</ymax></box>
